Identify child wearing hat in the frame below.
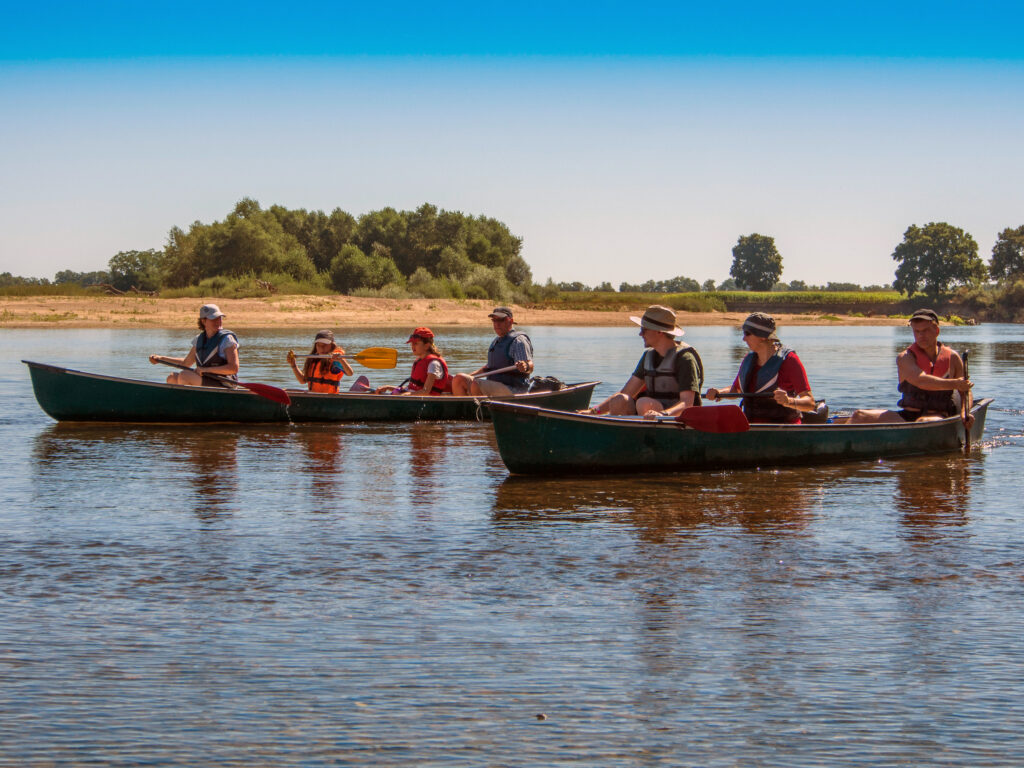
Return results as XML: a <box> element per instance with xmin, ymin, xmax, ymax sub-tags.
<box><xmin>287</xmin><ymin>329</ymin><xmax>354</xmax><ymax>393</ymax></box>
<box><xmin>377</xmin><ymin>327</ymin><xmax>453</xmax><ymax>395</ymax></box>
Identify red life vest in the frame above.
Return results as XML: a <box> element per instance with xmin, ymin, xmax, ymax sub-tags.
<box><xmin>906</xmin><ymin>342</ymin><xmax>952</xmax><ymax>377</ymax></box>
<box><xmin>307</xmin><ymin>345</ymin><xmax>345</xmax><ymax>393</ymax></box>
<box><xmin>407</xmin><ymin>354</ymin><xmax>452</xmax><ymax>394</ymax></box>
<box><xmin>897</xmin><ymin>342</ymin><xmax>956</xmax><ymax>415</ymax></box>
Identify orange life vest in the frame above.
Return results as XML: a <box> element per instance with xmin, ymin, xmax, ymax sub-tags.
<box><xmin>307</xmin><ymin>346</ymin><xmax>345</xmax><ymax>393</ymax></box>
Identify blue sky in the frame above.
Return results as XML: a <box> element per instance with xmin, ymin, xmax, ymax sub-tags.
<box><xmin>2</xmin><ymin>2</ymin><xmax>1023</xmax><ymax>287</ymax></box>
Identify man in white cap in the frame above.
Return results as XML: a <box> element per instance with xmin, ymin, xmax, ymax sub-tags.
<box><xmin>581</xmin><ymin>304</ymin><xmax>703</xmax><ymax>419</ymax></box>
<box><xmin>451</xmin><ymin>306</ymin><xmax>534</xmax><ymax>396</ymax></box>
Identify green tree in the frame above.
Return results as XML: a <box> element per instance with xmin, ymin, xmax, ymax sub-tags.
<box><xmin>729</xmin><ymin>234</ymin><xmax>783</xmax><ymax>290</ymax></box>
<box><xmin>504</xmin><ymin>254</ymin><xmax>533</xmax><ymax>286</ymax></box>
<box><xmin>892</xmin><ymin>222</ymin><xmax>986</xmax><ymax>299</ymax></box>
<box><xmin>989</xmin><ymin>225</ymin><xmax>1024</xmax><ymax>282</ymax></box>
<box><xmin>437</xmin><ymin>247</ymin><xmax>473</xmax><ymax>280</ymax></box>
<box><xmin>54</xmin><ymin>269</ymin><xmax>109</xmax><ymax>286</ymax></box>
<box><xmin>701</xmin><ymin>279</ymin><xmax>717</xmax><ymax>292</ymax></box>
<box><xmin>108</xmin><ymin>249</ymin><xmax>164</xmax><ymax>291</ymax></box>
<box><xmin>328</xmin><ymin>245</ymin><xmax>400</xmax><ymax>293</ymax></box>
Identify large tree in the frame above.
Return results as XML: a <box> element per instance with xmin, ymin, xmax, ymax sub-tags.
<box><xmin>729</xmin><ymin>234</ymin><xmax>783</xmax><ymax>290</ymax></box>
<box><xmin>892</xmin><ymin>222</ymin><xmax>986</xmax><ymax>299</ymax></box>
<box><xmin>108</xmin><ymin>249</ymin><xmax>164</xmax><ymax>291</ymax></box>
<box><xmin>989</xmin><ymin>225</ymin><xmax>1024</xmax><ymax>282</ymax></box>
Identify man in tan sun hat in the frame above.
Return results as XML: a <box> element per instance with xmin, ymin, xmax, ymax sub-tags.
<box><xmin>580</xmin><ymin>304</ymin><xmax>704</xmax><ymax>419</ymax></box>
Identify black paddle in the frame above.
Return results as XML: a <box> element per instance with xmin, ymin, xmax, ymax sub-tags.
<box><xmin>962</xmin><ymin>349</ymin><xmax>971</xmax><ymax>454</ymax></box>
<box><xmin>153</xmin><ymin>357</ymin><xmax>291</xmax><ymax>406</ymax></box>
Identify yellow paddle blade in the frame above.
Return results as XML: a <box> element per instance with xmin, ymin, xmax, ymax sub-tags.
<box><xmin>348</xmin><ymin>347</ymin><xmax>398</xmax><ymax>369</ymax></box>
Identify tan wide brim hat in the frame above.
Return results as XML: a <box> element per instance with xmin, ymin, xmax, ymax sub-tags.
<box><xmin>629</xmin><ymin>305</ymin><xmax>685</xmax><ymax>337</ymax></box>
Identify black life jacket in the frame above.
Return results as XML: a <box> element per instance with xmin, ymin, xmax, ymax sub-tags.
<box><xmin>485</xmin><ymin>329</ymin><xmax>532</xmax><ymax>387</ymax></box>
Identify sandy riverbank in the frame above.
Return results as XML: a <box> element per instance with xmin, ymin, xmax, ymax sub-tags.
<box><xmin>0</xmin><ymin>295</ymin><xmax>906</xmax><ymax>330</ymax></box>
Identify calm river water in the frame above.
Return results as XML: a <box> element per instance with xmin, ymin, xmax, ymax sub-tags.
<box><xmin>2</xmin><ymin>322</ymin><xmax>1024</xmax><ymax>766</ymax></box>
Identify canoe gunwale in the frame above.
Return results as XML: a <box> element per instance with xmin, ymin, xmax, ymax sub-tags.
<box><xmin>486</xmin><ymin>399</ymin><xmax>992</xmax><ymax>432</ymax></box>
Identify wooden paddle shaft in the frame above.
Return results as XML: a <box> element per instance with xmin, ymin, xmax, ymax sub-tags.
<box><xmin>471</xmin><ymin>364</ymin><xmax>521</xmax><ymax>379</ymax></box>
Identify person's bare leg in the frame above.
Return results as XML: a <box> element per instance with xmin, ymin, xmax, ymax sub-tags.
<box><xmin>451</xmin><ymin>373</ymin><xmax>472</xmax><ymax>395</ymax></box>
<box><xmin>605</xmin><ymin>392</ymin><xmax>637</xmax><ymax>416</ymax></box>
<box><xmin>849</xmin><ymin>409</ymin><xmax>904</xmax><ymax>424</ymax></box>
<box><xmin>635</xmin><ymin>396</ymin><xmax>667</xmax><ymax>417</ymax></box>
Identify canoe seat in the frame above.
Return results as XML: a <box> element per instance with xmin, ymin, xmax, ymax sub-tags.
<box><xmin>802</xmin><ymin>399</ymin><xmax>829</xmax><ymax>424</ymax></box>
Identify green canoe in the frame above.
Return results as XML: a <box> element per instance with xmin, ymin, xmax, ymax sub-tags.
<box><xmin>487</xmin><ymin>398</ymin><xmax>992</xmax><ymax>475</ymax></box>
<box><xmin>24</xmin><ymin>361</ymin><xmax>598</xmax><ymax>423</ymax></box>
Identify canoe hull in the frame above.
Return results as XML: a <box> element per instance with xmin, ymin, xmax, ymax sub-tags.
<box><xmin>487</xmin><ymin>399</ymin><xmax>992</xmax><ymax>475</ymax></box>
<box><xmin>24</xmin><ymin>361</ymin><xmax>597</xmax><ymax>423</ymax></box>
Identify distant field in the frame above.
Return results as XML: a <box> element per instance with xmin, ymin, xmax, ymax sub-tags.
<box><xmin>535</xmin><ymin>290</ymin><xmax>909</xmax><ymax>315</ymax></box>
<box><xmin>0</xmin><ymin>284</ymin><xmax>918</xmax><ymax>317</ymax></box>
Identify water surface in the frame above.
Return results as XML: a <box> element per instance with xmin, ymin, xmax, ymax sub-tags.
<box><xmin>2</xmin><ymin>323</ymin><xmax>1023</xmax><ymax>765</ymax></box>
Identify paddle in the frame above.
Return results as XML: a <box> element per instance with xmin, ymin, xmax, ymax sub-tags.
<box><xmin>153</xmin><ymin>357</ymin><xmax>291</xmax><ymax>405</ymax></box>
<box><xmin>962</xmin><ymin>349</ymin><xmax>972</xmax><ymax>454</ymax></box>
<box><xmin>471</xmin><ymin>364</ymin><xmax>520</xmax><ymax>380</ymax></box>
<box><xmin>675</xmin><ymin>404</ymin><xmax>750</xmax><ymax>433</ymax></box>
<box><xmin>710</xmin><ymin>392</ymin><xmax>776</xmax><ymax>400</ymax></box>
<box><xmin>348</xmin><ymin>374</ymin><xmax>372</xmax><ymax>392</ymax></box>
<box><xmin>301</xmin><ymin>347</ymin><xmax>398</xmax><ymax>369</ymax></box>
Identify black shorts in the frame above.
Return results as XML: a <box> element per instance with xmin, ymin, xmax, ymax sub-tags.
<box><xmin>201</xmin><ymin>375</ymin><xmax>235</xmax><ymax>389</ymax></box>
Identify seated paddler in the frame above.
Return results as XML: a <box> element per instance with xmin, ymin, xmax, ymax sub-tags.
<box><xmin>149</xmin><ymin>303</ymin><xmax>240</xmax><ymax>387</ymax></box>
<box><xmin>705</xmin><ymin>312</ymin><xmax>815</xmax><ymax>424</ymax></box>
<box><xmin>849</xmin><ymin>308</ymin><xmax>972</xmax><ymax>425</ymax></box>
<box><xmin>376</xmin><ymin>327</ymin><xmax>453</xmax><ymax>395</ymax></box>
<box><xmin>287</xmin><ymin>329</ymin><xmax>354</xmax><ymax>393</ymax></box>
<box><xmin>451</xmin><ymin>306</ymin><xmax>534</xmax><ymax>396</ymax></box>
<box><xmin>580</xmin><ymin>305</ymin><xmax>703</xmax><ymax>420</ymax></box>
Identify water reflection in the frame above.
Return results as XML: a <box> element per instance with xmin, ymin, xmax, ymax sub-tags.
<box><xmin>893</xmin><ymin>456</ymin><xmax>972</xmax><ymax>535</ymax></box>
<box><xmin>33</xmin><ymin>424</ymin><xmax>241</xmax><ymax>521</ymax></box>
<box><xmin>492</xmin><ymin>469</ymin><xmax>822</xmax><ymax>538</ymax></box>
<box><xmin>174</xmin><ymin>427</ymin><xmax>240</xmax><ymax>520</ymax></box>
<box><xmin>294</xmin><ymin>427</ymin><xmax>347</xmax><ymax>510</ymax></box>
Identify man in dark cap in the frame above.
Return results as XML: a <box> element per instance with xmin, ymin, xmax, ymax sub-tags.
<box><xmin>850</xmin><ymin>308</ymin><xmax>972</xmax><ymax>424</ymax></box>
<box><xmin>451</xmin><ymin>306</ymin><xmax>534</xmax><ymax>396</ymax></box>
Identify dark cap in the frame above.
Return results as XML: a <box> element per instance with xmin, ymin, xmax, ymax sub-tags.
<box><xmin>742</xmin><ymin>312</ymin><xmax>779</xmax><ymax>340</ymax></box>
<box><xmin>488</xmin><ymin>306</ymin><xmax>514</xmax><ymax>320</ymax></box>
<box><xmin>314</xmin><ymin>329</ymin><xmax>335</xmax><ymax>344</ymax></box>
<box><xmin>909</xmin><ymin>308</ymin><xmax>939</xmax><ymax>324</ymax></box>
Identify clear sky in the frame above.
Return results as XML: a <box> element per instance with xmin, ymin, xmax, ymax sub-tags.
<box><xmin>2</xmin><ymin>1</ymin><xmax>1023</xmax><ymax>287</ymax></box>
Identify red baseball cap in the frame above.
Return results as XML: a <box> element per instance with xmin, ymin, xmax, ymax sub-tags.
<box><xmin>406</xmin><ymin>326</ymin><xmax>434</xmax><ymax>343</ymax></box>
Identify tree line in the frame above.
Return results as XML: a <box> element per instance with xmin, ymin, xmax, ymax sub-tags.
<box><xmin>560</xmin><ymin>224</ymin><xmax>1024</xmax><ymax>300</ymax></box>
<box><xmin>26</xmin><ymin>199</ymin><xmax>533</xmax><ymax>302</ymax></box>
<box><xmin>7</xmin><ymin>203</ymin><xmax>1024</xmax><ymax>309</ymax></box>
